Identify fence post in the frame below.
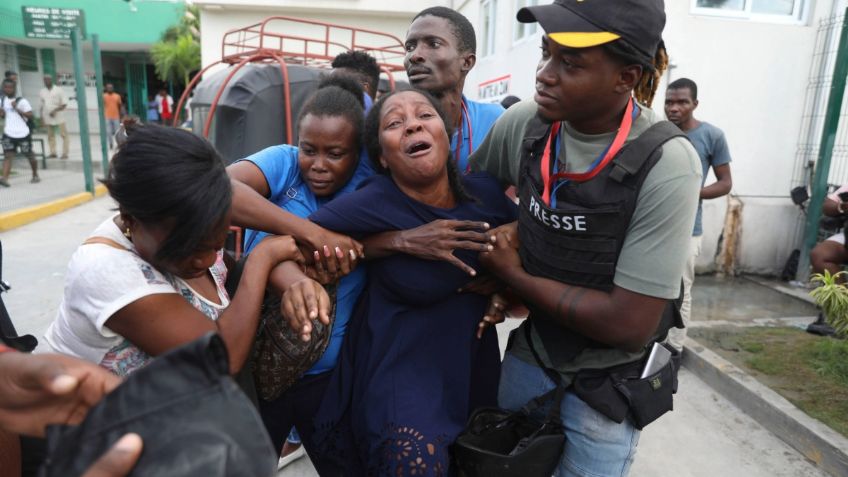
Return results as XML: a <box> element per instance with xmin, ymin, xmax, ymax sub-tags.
<box><xmin>798</xmin><ymin>8</ymin><xmax>848</xmax><ymax>282</ymax></box>
<box><xmin>70</xmin><ymin>28</ymin><xmax>94</xmax><ymax>194</ymax></box>
<box><xmin>92</xmin><ymin>34</ymin><xmax>109</xmax><ymax>176</ymax></box>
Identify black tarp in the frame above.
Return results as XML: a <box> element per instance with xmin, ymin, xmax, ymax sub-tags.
<box><xmin>191</xmin><ymin>63</ymin><xmax>324</xmax><ymax>164</ymax></box>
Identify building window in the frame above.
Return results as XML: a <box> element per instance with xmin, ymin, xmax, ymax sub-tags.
<box><xmin>16</xmin><ymin>45</ymin><xmax>38</xmax><ymax>72</ymax></box>
<box><xmin>514</xmin><ymin>0</ymin><xmax>540</xmax><ymax>43</ymax></box>
<box><xmin>692</xmin><ymin>0</ymin><xmax>807</xmax><ymax>23</ymax></box>
<box><xmin>481</xmin><ymin>0</ymin><xmax>498</xmax><ymax>57</ymax></box>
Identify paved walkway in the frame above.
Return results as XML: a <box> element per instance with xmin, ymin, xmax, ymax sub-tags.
<box><xmin>0</xmin><ymin>197</ymin><xmax>833</xmax><ymax>477</ymax></box>
<box><xmin>0</xmin><ymin>132</ymin><xmax>108</xmax><ymax>213</ymax></box>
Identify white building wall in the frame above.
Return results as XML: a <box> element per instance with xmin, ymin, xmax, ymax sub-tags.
<box><xmin>49</xmin><ymin>49</ymin><xmax>102</xmax><ymax>134</ymax></box>
<box><xmin>196</xmin><ymin>0</ymin><xmax>451</xmax><ymax>78</ymax></box>
<box><xmin>196</xmin><ymin>0</ymin><xmax>845</xmax><ymax>275</ymax></box>
<box><xmin>459</xmin><ymin>0</ymin><xmax>840</xmax><ymax>275</ymax></box>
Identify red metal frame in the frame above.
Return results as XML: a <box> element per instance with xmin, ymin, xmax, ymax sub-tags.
<box><xmin>175</xmin><ymin>15</ymin><xmax>407</xmax><ymax>135</ymax></box>
<box><xmin>171</xmin><ymin>60</ymin><xmax>224</xmax><ymax>127</ymax></box>
<box><xmin>173</xmin><ymin>16</ymin><xmax>407</xmax><ymax>253</ymax></box>
<box><xmin>220</xmin><ymin>16</ymin><xmax>407</xmax><ymax>73</ymax></box>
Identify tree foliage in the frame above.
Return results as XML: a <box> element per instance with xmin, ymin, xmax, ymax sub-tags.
<box><xmin>150</xmin><ymin>4</ymin><xmax>200</xmax><ymax>87</ymax></box>
<box><xmin>810</xmin><ymin>270</ymin><xmax>848</xmax><ymax>338</ymax></box>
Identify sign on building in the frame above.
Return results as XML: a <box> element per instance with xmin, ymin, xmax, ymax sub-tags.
<box><xmin>22</xmin><ymin>6</ymin><xmax>86</xmax><ymax>40</ymax></box>
<box><xmin>478</xmin><ymin>74</ymin><xmax>510</xmax><ymax>104</ymax></box>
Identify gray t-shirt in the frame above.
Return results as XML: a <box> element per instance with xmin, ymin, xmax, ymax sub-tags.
<box><xmin>470</xmin><ymin>99</ymin><xmax>702</xmax><ymax>381</ymax></box>
<box><xmin>686</xmin><ymin>121</ymin><xmax>732</xmax><ymax>236</ymax></box>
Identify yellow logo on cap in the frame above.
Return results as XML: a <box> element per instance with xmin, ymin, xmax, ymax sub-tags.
<box><xmin>548</xmin><ymin>31</ymin><xmax>620</xmax><ymax>48</ymax></box>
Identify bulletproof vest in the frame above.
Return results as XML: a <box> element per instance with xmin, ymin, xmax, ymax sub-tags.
<box><xmin>518</xmin><ymin>116</ymin><xmax>685</xmax><ymax>363</ymax></box>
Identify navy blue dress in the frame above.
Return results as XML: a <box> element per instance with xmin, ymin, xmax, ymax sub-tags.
<box><xmin>310</xmin><ymin>173</ymin><xmax>517</xmax><ymax>476</ymax></box>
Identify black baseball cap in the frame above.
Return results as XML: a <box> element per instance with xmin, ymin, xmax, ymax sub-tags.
<box><xmin>517</xmin><ymin>0</ymin><xmax>665</xmax><ymax>62</ymax></box>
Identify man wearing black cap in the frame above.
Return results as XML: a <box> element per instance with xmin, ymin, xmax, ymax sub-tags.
<box><xmin>474</xmin><ymin>1</ymin><xmax>701</xmax><ymax>474</ymax></box>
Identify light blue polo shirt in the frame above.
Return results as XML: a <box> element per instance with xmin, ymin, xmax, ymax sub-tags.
<box><xmin>240</xmin><ymin>144</ymin><xmax>372</xmax><ymax>375</ymax></box>
<box><xmin>452</xmin><ymin>96</ymin><xmax>505</xmax><ymax>173</ymax></box>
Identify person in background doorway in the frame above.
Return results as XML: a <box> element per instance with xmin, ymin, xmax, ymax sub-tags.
<box><xmin>40</xmin><ymin>75</ymin><xmax>69</xmax><ymax>159</ymax></box>
<box><xmin>157</xmin><ymin>88</ymin><xmax>174</xmax><ymax>126</ymax></box>
<box><xmin>0</xmin><ymin>79</ymin><xmax>38</xmax><ymax>187</ymax></box>
<box><xmin>180</xmin><ymin>93</ymin><xmax>193</xmax><ymax>129</ymax></box>
<box><xmin>103</xmin><ymin>83</ymin><xmax>123</xmax><ymax>149</ymax></box>
<box><xmin>331</xmin><ymin>50</ymin><xmax>381</xmax><ymax>114</ymax></box>
<box><xmin>146</xmin><ymin>95</ymin><xmax>160</xmax><ymax>124</ymax></box>
<box><xmin>500</xmin><ymin>95</ymin><xmax>521</xmax><ymax>110</ymax></box>
<box><xmin>664</xmin><ymin>77</ymin><xmax>733</xmax><ymax>351</ymax></box>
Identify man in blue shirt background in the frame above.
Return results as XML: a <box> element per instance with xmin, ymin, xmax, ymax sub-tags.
<box><xmin>664</xmin><ymin>77</ymin><xmax>733</xmax><ymax>351</ymax></box>
<box><xmin>404</xmin><ymin>7</ymin><xmax>504</xmax><ymax>173</ymax></box>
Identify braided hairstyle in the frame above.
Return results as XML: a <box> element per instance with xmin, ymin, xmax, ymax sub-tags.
<box><xmin>603</xmin><ymin>39</ymin><xmax>668</xmax><ymax>107</ymax></box>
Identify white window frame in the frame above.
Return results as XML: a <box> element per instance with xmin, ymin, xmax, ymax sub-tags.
<box><xmin>690</xmin><ymin>0</ymin><xmax>810</xmax><ymax>25</ymax></box>
<box><xmin>481</xmin><ymin>0</ymin><xmax>498</xmax><ymax>58</ymax></box>
<box><xmin>513</xmin><ymin>0</ymin><xmax>541</xmax><ymax>45</ymax></box>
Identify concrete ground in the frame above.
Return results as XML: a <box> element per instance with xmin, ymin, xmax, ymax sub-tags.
<box><xmin>0</xmin><ymin>132</ymin><xmax>108</xmax><ymax>213</ymax></box>
<box><xmin>0</xmin><ymin>197</ymin><xmax>832</xmax><ymax>477</ymax></box>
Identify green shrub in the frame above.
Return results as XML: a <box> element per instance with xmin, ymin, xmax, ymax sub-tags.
<box><xmin>810</xmin><ymin>270</ymin><xmax>848</xmax><ymax>338</ymax></box>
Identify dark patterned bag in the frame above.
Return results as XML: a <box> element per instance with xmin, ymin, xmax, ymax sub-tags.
<box><xmin>252</xmin><ymin>284</ymin><xmax>336</xmax><ymax>401</ymax></box>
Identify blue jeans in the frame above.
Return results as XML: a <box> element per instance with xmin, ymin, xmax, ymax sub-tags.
<box><xmin>498</xmin><ymin>354</ymin><xmax>640</xmax><ymax>477</ymax></box>
<box><xmin>106</xmin><ymin>119</ymin><xmax>120</xmax><ymax>148</ymax></box>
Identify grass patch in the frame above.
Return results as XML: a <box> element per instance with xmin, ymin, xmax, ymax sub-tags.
<box><xmin>690</xmin><ymin>326</ymin><xmax>848</xmax><ymax>437</ymax></box>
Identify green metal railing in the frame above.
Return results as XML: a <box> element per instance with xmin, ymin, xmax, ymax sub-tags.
<box><xmin>798</xmin><ymin>8</ymin><xmax>848</xmax><ymax>281</ymax></box>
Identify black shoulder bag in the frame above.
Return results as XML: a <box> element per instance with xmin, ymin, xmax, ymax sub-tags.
<box><xmin>453</xmin><ymin>321</ymin><xmax>565</xmax><ymax>477</ymax></box>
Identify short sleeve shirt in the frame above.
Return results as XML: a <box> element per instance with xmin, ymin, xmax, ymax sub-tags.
<box><xmin>40</xmin><ymin>86</ymin><xmax>68</xmax><ymax>125</ymax></box>
<box><xmin>470</xmin><ymin>99</ymin><xmax>702</xmax><ymax>379</ymax></box>
<box><xmin>452</xmin><ymin>96</ymin><xmax>504</xmax><ymax>173</ymax></box>
<box><xmin>43</xmin><ymin>216</ymin><xmax>230</xmax><ymax>377</ymax></box>
<box><xmin>103</xmin><ymin>93</ymin><xmax>122</xmax><ymax>120</ymax></box>
<box><xmin>237</xmin><ymin>144</ymin><xmax>373</xmax><ymax>375</ymax></box>
<box><xmin>687</xmin><ymin>122</ymin><xmax>732</xmax><ymax>236</ymax></box>
<box><xmin>828</xmin><ymin>184</ymin><xmax>848</xmax><ymax>203</ymax></box>
<box><xmin>1</xmin><ymin>96</ymin><xmax>32</xmax><ymax>138</ymax></box>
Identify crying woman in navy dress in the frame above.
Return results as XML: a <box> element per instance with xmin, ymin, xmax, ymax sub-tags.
<box><xmin>309</xmin><ymin>89</ymin><xmax>516</xmax><ymax>476</ymax></box>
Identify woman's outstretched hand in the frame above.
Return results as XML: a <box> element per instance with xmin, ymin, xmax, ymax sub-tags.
<box><xmin>280</xmin><ymin>277</ymin><xmax>332</xmax><ymax>342</ymax></box>
<box><xmin>396</xmin><ymin>220</ymin><xmax>494</xmax><ymax>276</ymax></box>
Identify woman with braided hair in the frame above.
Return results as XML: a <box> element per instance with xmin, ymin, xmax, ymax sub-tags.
<box><xmin>469</xmin><ymin>0</ymin><xmax>702</xmax><ymax>475</ymax></box>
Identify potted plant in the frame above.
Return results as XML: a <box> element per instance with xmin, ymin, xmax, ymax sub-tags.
<box><xmin>810</xmin><ymin>270</ymin><xmax>848</xmax><ymax>338</ymax></box>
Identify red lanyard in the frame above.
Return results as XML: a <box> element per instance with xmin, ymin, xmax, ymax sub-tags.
<box><xmin>541</xmin><ymin>99</ymin><xmax>636</xmax><ymax>206</ymax></box>
<box><xmin>454</xmin><ymin>100</ymin><xmax>473</xmax><ymax>173</ymax></box>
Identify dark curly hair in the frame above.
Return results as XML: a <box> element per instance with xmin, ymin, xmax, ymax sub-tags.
<box><xmin>364</xmin><ymin>89</ymin><xmax>474</xmax><ymax>203</ymax></box>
